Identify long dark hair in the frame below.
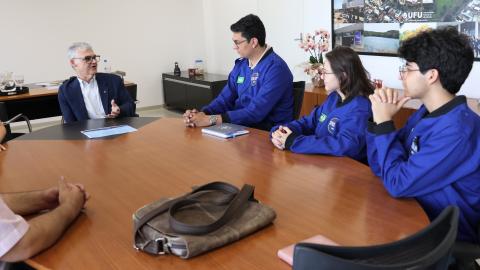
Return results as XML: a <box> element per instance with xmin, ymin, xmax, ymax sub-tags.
<box><xmin>325</xmin><ymin>46</ymin><xmax>374</xmax><ymax>98</ymax></box>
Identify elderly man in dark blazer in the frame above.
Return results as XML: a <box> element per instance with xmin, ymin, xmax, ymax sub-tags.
<box><xmin>58</xmin><ymin>42</ymin><xmax>135</xmax><ymax>123</ymax></box>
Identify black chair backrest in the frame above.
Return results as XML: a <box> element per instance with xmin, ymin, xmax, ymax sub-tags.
<box><xmin>292</xmin><ymin>81</ymin><xmax>305</xmax><ymax>120</ymax></box>
<box><xmin>452</xmin><ymin>222</ymin><xmax>480</xmax><ymax>269</ymax></box>
<box><xmin>293</xmin><ymin>206</ymin><xmax>459</xmax><ymax>270</ymax></box>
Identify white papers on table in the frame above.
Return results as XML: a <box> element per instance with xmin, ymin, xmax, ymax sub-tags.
<box><xmin>81</xmin><ymin>125</ymin><xmax>137</xmax><ymax>138</ymax></box>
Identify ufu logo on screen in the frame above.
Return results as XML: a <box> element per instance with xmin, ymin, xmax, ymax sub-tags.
<box><xmin>407</xmin><ymin>12</ymin><xmax>424</xmax><ymax>19</ymax></box>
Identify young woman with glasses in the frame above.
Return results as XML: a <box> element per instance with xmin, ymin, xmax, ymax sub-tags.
<box><xmin>270</xmin><ymin>46</ymin><xmax>374</xmax><ymax>164</ymax></box>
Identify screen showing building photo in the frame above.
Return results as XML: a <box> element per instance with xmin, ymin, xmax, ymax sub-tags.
<box><xmin>332</xmin><ymin>0</ymin><xmax>480</xmax><ymax>60</ymax></box>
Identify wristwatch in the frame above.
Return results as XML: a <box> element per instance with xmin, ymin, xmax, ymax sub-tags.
<box><xmin>209</xmin><ymin>115</ymin><xmax>218</xmax><ymax>126</ymax></box>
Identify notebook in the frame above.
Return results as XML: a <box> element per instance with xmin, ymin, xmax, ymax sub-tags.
<box><xmin>201</xmin><ymin>123</ymin><xmax>249</xmax><ymax>139</ymax></box>
<box><xmin>277</xmin><ymin>235</ymin><xmax>338</xmax><ymax>266</ymax></box>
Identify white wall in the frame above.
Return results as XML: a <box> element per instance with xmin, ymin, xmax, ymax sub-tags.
<box><xmin>201</xmin><ymin>0</ymin><xmax>480</xmax><ymax>98</ymax></box>
<box><xmin>0</xmin><ymin>0</ymin><xmax>207</xmax><ymax>107</ymax></box>
<box><xmin>202</xmin><ymin>0</ymin><xmax>329</xmax><ymax>82</ymax></box>
<box><xmin>1</xmin><ymin>0</ymin><xmax>478</xmax><ymax>110</ymax></box>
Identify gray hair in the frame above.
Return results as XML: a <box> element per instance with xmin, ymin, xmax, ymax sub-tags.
<box><xmin>67</xmin><ymin>42</ymin><xmax>93</xmax><ymax>59</ymax></box>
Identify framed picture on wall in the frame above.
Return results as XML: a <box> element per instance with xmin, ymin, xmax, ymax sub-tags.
<box><xmin>332</xmin><ymin>0</ymin><xmax>480</xmax><ymax>60</ymax></box>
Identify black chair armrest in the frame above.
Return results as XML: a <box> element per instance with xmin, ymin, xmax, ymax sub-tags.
<box><xmin>3</xmin><ymin>113</ymin><xmax>32</xmax><ymax>133</ymax></box>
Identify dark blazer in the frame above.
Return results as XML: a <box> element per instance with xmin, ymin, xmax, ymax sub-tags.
<box><xmin>58</xmin><ymin>73</ymin><xmax>135</xmax><ymax>123</ymax></box>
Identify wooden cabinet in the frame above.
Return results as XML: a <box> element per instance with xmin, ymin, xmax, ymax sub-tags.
<box><xmin>300</xmin><ymin>85</ymin><xmax>417</xmax><ymax>128</ymax></box>
<box><xmin>162</xmin><ymin>72</ymin><xmax>227</xmax><ymax>110</ymax></box>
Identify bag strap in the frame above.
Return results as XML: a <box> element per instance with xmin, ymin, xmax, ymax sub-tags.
<box><xmin>168</xmin><ymin>183</ymin><xmax>255</xmax><ymax>235</ymax></box>
<box><xmin>133</xmin><ymin>182</ymin><xmax>249</xmax><ymax>241</ymax></box>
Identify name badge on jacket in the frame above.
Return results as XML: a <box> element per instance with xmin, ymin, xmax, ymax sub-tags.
<box><xmin>319</xmin><ymin>113</ymin><xmax>327</xmax><ymax>123</ymax></box>
<box><xmin>327</xmin><ymin>117</ymin><xmax>339</xmax><ymax>135</ymax></box>
<box><xmin>410</xmin><ymin>136</ymin><xmax>419</xmax><ymax>155</ymax></box>
<box><xmin>251</xmin><ymin>72</ymin><xmax>259</xmax><ymax>86</ymax></box>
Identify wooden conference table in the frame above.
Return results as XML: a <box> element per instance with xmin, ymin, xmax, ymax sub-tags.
<box><xmin>0</xmin><ymin>118</ymin><xmax>429</xmax><ymax>270</ymax></box>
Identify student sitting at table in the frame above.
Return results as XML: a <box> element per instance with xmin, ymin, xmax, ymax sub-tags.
<box><xmin>367</xmin><ymin>27</ymin><xmax>480</xmax><ymax>245</ymax></box>
<box><xmin>270</xmin><ymin>46</ymin><xmax>374</xmax><ymax>164</ymax></box>
<box><xmin>183</xmin><ymin>14</ymin><xmax>293</xmax><ymax>131</ymax></box>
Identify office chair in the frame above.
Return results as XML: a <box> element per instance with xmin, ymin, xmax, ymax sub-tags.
<box><xmin>293</xmin><ymin>206</ymin><xmax>459</xmax><ymax>270</ymax></box>
<box><xmin>451</xmin><ymin>223</ymin><xmax>480</xmax><ymax>270</ymax></box>
<box><xmin>0</xmin><ymin>102</ymin><xmax>32</xmax><ymax>142</ymax></box>
<box><xmin>292</xmin><ymin>81</ymin><xmax>305</xmax><ymax>120</ymax></box>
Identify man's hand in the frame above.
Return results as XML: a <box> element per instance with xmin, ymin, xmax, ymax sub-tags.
<box><xmin>270</xmin><ymin>126</ymin><xmax>292</xmax><ymax>150</ymax></box>
<box><xmin>0</xmin><ymin>178</ymin><xmax>90</xmax><ymax>262</ymax></box>
<box><xmin>189</xmin><ymin>112</ymin><xmax>212</xmax><ymax>127</ymax></box>
<box><xmin>58</xmin><ymin>177</ymin><xmax>89</xmax><ymax>218</ymax></box>
<box><xmin>369</xmin><ymin>88</ymin><xmax>411</xmax><ymax>124</ymax></box>
<box><xmin>41</xmin><ymin>181</ymin><xmax>88</xmax><ymax>210</ymax></box>
<box><xmin>183</xmin><ymin>109</ymin><xmax>198</xmax><ymax>127</ymax></box>
<box><xmin>41</xmin><ymin>187</ymin><xmax>59</xmax><ymax>210</ymax></box>
<box><xmin>0</xmin><ymin>144</ymin><xmax>6</xmax><ymax>151</ymax></box>
<box><xmin>107</xmin><ymin>99</ymin><xmax>121</xmax><ymax>118</ymax></box>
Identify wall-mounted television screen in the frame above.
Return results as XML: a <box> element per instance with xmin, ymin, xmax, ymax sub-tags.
<box><xmin>332</xmin><ymin>0</ymin><xmax>480</xmax><ymax>60</ymax></box>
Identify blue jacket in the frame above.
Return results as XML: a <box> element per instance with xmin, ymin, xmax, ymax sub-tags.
<box><xmin>58</xmin><ymin>73</ymin><xmax>135</xmax><ymax>123</ymax></box>
<box><xmin>271</xmin><ymin>91</ymin><xmax>371</xmax><ymax>164</ymax></box>
<box><xmin>202</xmin><ymin>48</ymin><xmax>293</xmax><ymax>130</ymax></box>
<box><xmin>367</xmin><ymin>96</ymin><xmax>480</xmax><ymax>243</ymax></box>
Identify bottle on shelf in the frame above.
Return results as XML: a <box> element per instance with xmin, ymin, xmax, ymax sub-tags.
<box><xmin>174</xmin><ymin>62</ymin><xmax>181</xmax><ymax>76</ymax></box>
<box><xmin>194</xmin><ymin>59</ymin><xmax>204</xmax><ymax>76</ymax></box>
<box><xmin>103</xmin><ymin>59</ymin><xmax>112</xmax><ymax>73</ymax></box>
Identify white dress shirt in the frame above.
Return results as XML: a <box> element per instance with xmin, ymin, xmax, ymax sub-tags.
<box><xmin>0</xmin><ymin>197</ymin><xmax>29</xmax><ymax>259</ymax></box>
<box><xmin>78</xmin><ymin>76</ymin><xmax>106</xmax><ymax>119</ymax></box>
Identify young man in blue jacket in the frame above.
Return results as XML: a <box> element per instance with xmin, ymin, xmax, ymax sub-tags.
<box><xmin>367</xmin><ymin>27</ymin><xmax>480</xmax><ymax>244</ymax></box>
<box><xmin>183</xmin><ymin>14</ymin><xmax>293</xmax><ymax>131</ymax></box>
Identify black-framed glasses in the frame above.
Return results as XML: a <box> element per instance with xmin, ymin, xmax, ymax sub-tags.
<box><xmin>320</xmin><ymin>69</ymin><xmax>334</xmax><ymax>76</ymax></box>
<box><xmin>399</xmin><ymin>65</ymin><xmax>420</xmax><ymax>79</ymax></box>
<box><xmin>233</xmin><ymin>39</ymin><xmax>248</xmax><ymax>47</ymax></box>
<box><xmin>73</xmin><ymin>55</ymin><xmax>101</xmax><ymax>63</ymax></box>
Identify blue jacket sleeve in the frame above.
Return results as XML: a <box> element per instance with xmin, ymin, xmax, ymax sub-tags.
<box><xmin>287</xmin><ymin>112</ymin><xmax>369</xmax><ymax>156</ymax></box>
<box><xmin>367</xmin><ymin>115</ymin><xmax>417</xmax><ymax>177</ymax></box>
<box><xmin>285</xmin><ymin>106</ymin><xmax>321</xmax><ymax>135</ymax></box>
<box><xmin>270</xmin><ymin>106</ymin><xmax>318</xmax><ymax>136</ymax></box>
<box><xmin>226</xmin><ymin>65</ymin><xmax>292</xmax><ymax>125</ymax></box>
<box><xmin>202</xmin><ymin>72</ymin><xmax>238</xmax><ymax>115</ymax></box>
<box><xmin>366</xmin><ymin>123</ymin><xmax>382</xmax><ymax>176</ymax></box>
<box><xmin>58</xmin><ymin>85</ymin><xmax>76</xmax><ymax>123</ymax></box>
<box><xmin>114</xmin><ymin>78</ymin><xmax>135</xmax><ymax>117</ymax></box>
<box><xmin>372</xmin><ymin>124</ymin><xmax>475</xmax><ymax>198</ymax></box>
<box><xmin>270</xmin><ymin>106</ymin><xmax>320</xmax><ymax>135</ymax></box>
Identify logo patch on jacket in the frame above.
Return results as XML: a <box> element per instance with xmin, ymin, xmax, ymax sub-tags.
<box><xmin>251</xmin><ymin>72</ymin><xmax>259</xmax><ymax>86</ymax></box>
<box><xmin>237</xmin><ymin>76</ymin><xmax>245</xmax><ymax>84</ymax></box>
<box><xmin>327</xmin><ymin>117</ymin><xmax>339</xmax><ymax>135</ymax></box>
<box><xmin>410</xmin><ymin>136</ymin><xmax>419</xmax><ymax>155</ymax></box>
<box><xmin>319</xmin><ymin>113</ymin><xmax>327</xmax><ymax>123</ymax></box>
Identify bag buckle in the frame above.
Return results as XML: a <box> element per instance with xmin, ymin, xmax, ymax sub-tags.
<box><xmin>154</xmin><ymin>237</ymin><xmax>169</xmax><ymax>255</ymax></box>
<box><xmin>133</xmin><ymin>237</ymin><xmax>170</xmax><ymax>255</ymax></box>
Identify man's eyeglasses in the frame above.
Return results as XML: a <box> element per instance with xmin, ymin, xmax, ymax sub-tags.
<box><xmin>398</xmin><ymin>65</ymin><xmax>420</xmax><ymax>80</ymax></box>
<box><xmin>73</xmin><ymin>55</ymin><xmax>101</xmax><ymax>63</ymax></box>
<box><xmin>233</xmin><ymin>39</ymin><xmax>248</xmax><ymax>48</ymax></box>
